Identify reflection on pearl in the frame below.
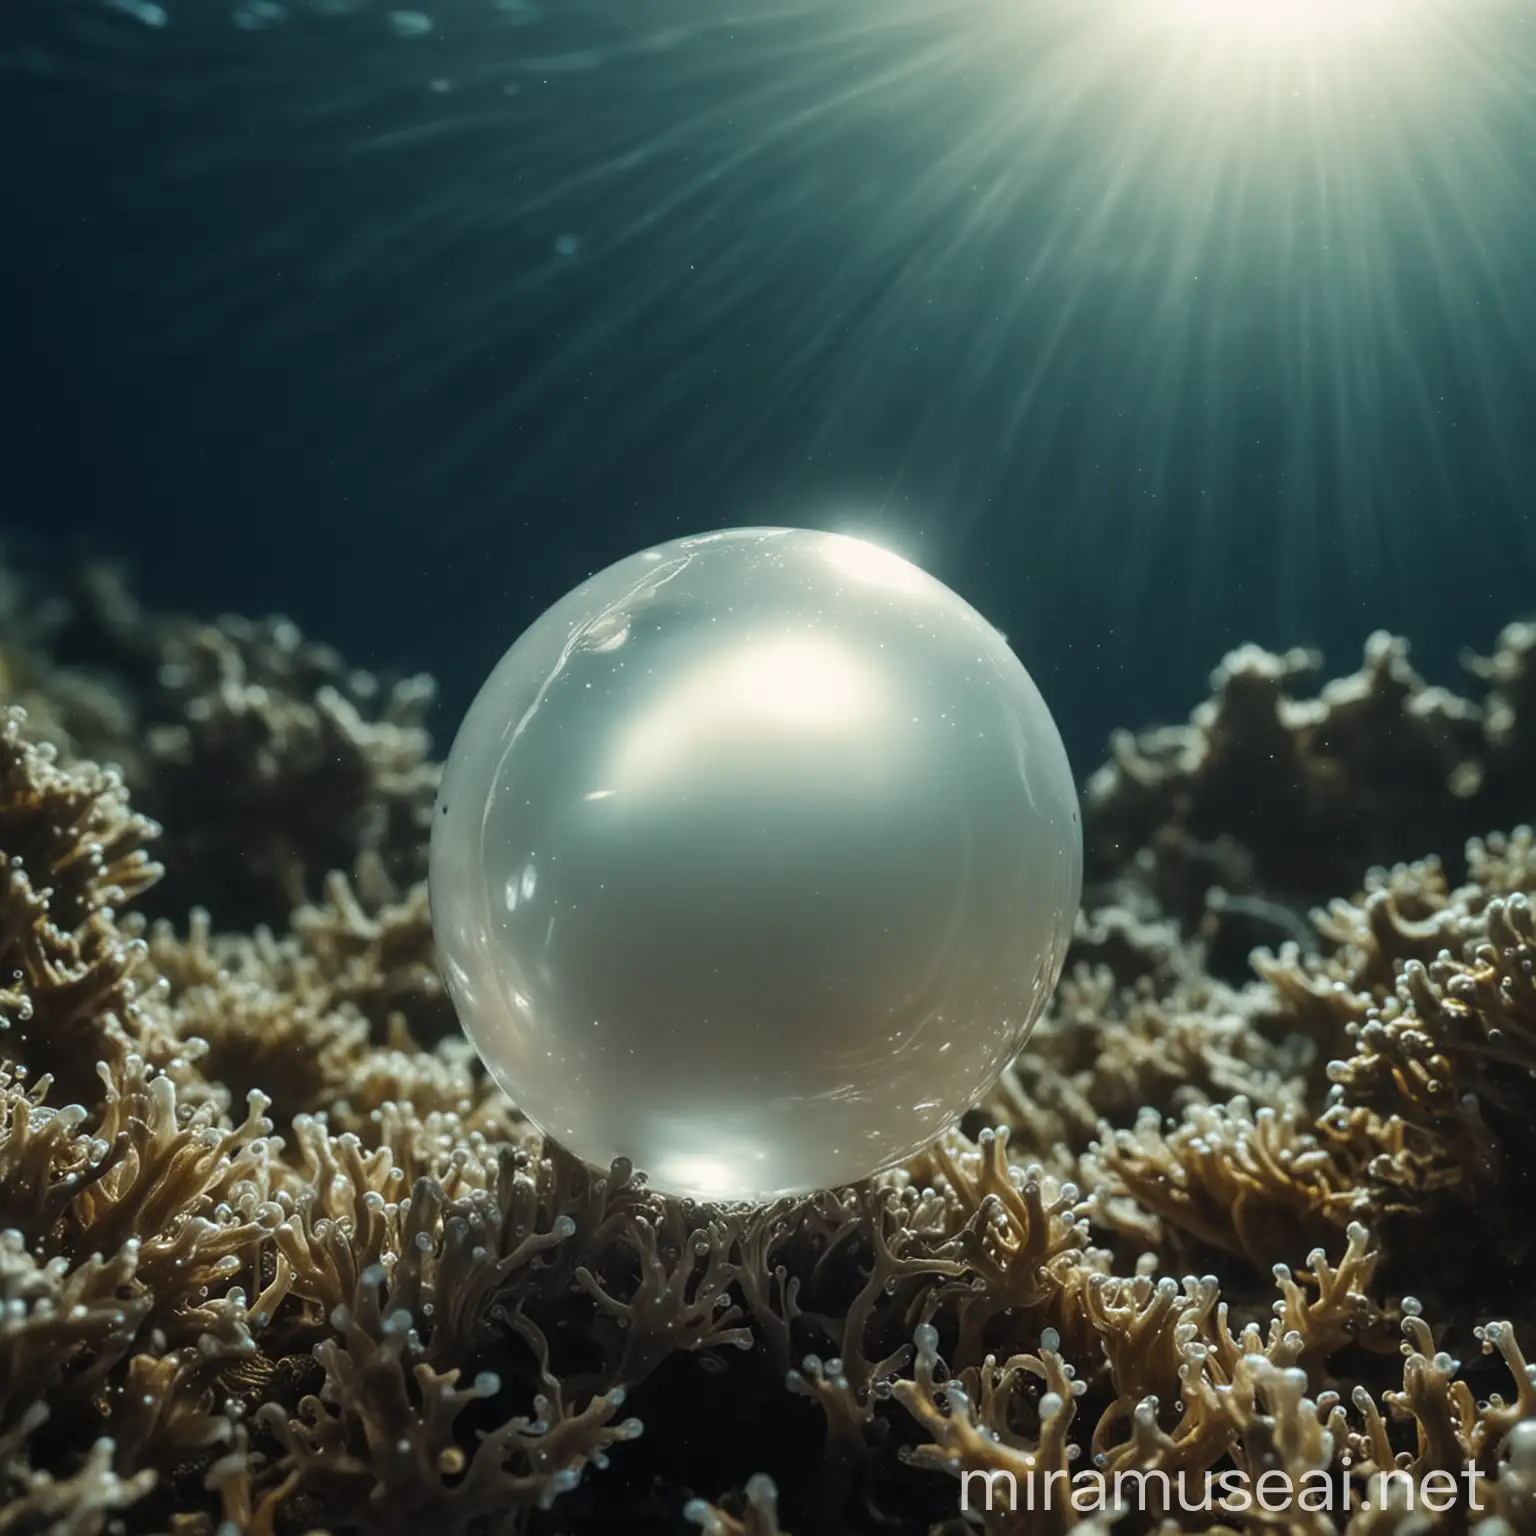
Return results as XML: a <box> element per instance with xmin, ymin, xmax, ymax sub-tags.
<box><xmin>430</xmin><ymin>527</ymin><xmax>1082</xmax><ymax>1200</ymax></box>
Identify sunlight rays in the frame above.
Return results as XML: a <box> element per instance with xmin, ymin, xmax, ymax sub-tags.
<box><xmin>66</xmin><ymin>0</ymin><xmax>1536</xmax><ymax>653</ymax></box>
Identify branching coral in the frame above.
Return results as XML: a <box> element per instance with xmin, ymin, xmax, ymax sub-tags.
<box><xmin>991</xmin><ymin>957</ymin><xmax>1306</xmax><ymax>1170</ymax></box>
<box><xmin>1084</xmin><ymin>630</ymin><xmax>1536</xmax><ymax>924</ymax></box>
<box><xmin>684</xmin><ymin>1474</ymin><xmax>789</xmax><ymax>1536</ymax></box>
<box><xmin>890</xmin><ymin>1320</ymin><xmax>1081</xmax><ymax>1536</ymax></box>
<box><xmin>2</xmin><ymin>563</ymin><xmax>438</xmax><ymax>930</ymax></box>
<box><xmin>0</xmin><ymin>1436</ymin><xmax>156</xmax><ymax>1536</ymax></box>
<box><xmin>258</xmin><ymin>1281</ymin><xmax>641</xmax><ymax>1532</ymax></box>
<box><xmin>138</xmin><ymin>899</ymin><xmax>495</xmax><ymax>1141</ymax></box>
<box><xmin>0</xmin><ymin>707</ymin><xmax>164</xmax><ymax>1106</ymax></box>
<box><xmin>1086</xmin><ymin>1096</ymin><xmax>1357</xmax><ymax>1270</ymax></box>
<box><xmin>1237</xmin><ymin>844</ymin><xmax>1536</xmax><ymax>1282</ymax></box>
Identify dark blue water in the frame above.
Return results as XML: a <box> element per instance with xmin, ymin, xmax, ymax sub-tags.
<box><xmin>5</xmin><ymin>0</ymin><xmax>1534</xmax><ymax>769</ymax></box>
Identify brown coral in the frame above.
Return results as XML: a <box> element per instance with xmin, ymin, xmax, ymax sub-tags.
<box><xmin>2</xmin><ymin>564</ymin><xmax>1536</xmax><ymax>1535</ymax></box>
<box><xmin>3</xmin><ymin>562</ymin><xmax>438</xmax><ymax>930</ymax></box>
<box><xmin>1084</xmin><ymin>629</ymin><xmax>1536</xmax><ymax>926</ymax></box>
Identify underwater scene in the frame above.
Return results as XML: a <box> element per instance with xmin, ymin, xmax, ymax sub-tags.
<box><xmin>4</xmin><ymin>0</ymin><xmax>1536</xmax><ymax>1531</ymax></box>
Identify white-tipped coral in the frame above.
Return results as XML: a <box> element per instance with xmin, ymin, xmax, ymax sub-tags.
<box><xmin>4</xmin><ymin>565</ymin><xmax>1536</xmax><ymax>1533</ymax></box>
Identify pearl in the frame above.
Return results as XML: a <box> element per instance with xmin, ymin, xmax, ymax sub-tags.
<box><xmin>430</xmin><ymin>528</ymin><xmax>1081</xmax><ymax>1200</ymax></box>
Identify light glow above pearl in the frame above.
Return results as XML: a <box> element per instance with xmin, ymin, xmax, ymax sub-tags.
<box><xmin>430</xmin><ymin>527</ymin><xmax>1082</xmax><ymax>1200</ymax></box>
<box><xmin>1152</xmin><ymin>0</ymin><xmax>1404</xmax><ymax>35</ymax></box>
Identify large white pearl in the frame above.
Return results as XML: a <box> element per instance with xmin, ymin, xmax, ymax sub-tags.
<box><xmin>430</xmin><ymin>528</ymin><xmax>1081</xmax><ymax>1200</ymax></box>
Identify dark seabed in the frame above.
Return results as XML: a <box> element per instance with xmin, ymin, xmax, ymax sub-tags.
<box><xmin>3</xmin><ymin>1</ymin><xmax>1536</xmax><ymax>1532</ymax></box>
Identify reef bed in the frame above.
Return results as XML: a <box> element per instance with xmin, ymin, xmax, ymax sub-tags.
<box><xmin>2</xmin><ymin>561</ymin><xmax>1535</xmax><ymax>1536</ymax></box>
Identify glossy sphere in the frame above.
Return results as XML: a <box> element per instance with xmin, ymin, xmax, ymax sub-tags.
<box><xmin>430</xmin><ymin>528</ymin><xmax>1082</xmax><ymax>1200</ymax></box>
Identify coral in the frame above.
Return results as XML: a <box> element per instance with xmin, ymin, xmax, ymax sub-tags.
<box><xmin>0</xmin><ymin>706</ymin><xmax>165</xmax><ymax>1107</ymax></box>
<box><xmin>684</xmin><ymin>1475</ymin><xmax>788</xmax><ymax>1536</ymax></box>
<box><xmin>0</xmin><ymin>1437</ymin><xmax>156</xmax><ymax>1536</ymax></box>
<box><xmin>891</xmin><ymin>1319</ymin><xmax>1081</xmax><ymax>1536</ymax></box>
<box><xmin>130</xmin><ymin>608</ymin><xmax>437</xmax><ymax>927</ymax></box>
<box><xmin>138</xmin><ymin>892</ymin><xmax>482</xmax><ymax>1138</ymax></box>
<box><xmin>1084</xmin><ymin>629</ymin><xmax>1536</xmax><ymax>925</ymax></box>
<box><xmin>1313</xmin><ymin>889</ymin><xmax>1536</xmax><ymax>1284</ymax></box>
<box><xmin>988</xmin><ymin>956</ymin><xmax>1306</xmax><ymax>1171</ymax></box>
<box><xmin>1086</xmin><ymin>1095</ymin><xmax>1355</xmax><ymax>1270</ymax></box>
<box><xmin>1</xmin><ymin>561</ymin><xmax>438</xmax><ymax>930</ymax></box>
<box><xmin>3</xmin><ymin>560</ymin><xmax>1536</xmax><ymax>1534</ymax></box>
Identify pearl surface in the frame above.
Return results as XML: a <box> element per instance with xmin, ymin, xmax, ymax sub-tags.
<box><xmin>430</xmin><ymin>528</ymin><xmax>1081</xmax><ymax>1200</ymax></box>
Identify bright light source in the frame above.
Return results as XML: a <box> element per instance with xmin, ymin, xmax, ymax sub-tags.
<box><xmin>1156</xmin><ymin>0</ymin><xmax>1399</xmax><ymax>35</ymax></box>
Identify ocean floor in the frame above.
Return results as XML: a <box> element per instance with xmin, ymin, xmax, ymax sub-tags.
<box><xmin>2</xmin><ymin>560</ymin><xmax>1535</xmax><ymax>1535</ymax></box>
